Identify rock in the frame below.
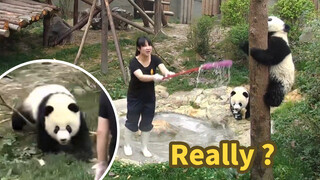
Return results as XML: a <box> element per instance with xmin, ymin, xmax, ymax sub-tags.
<box><xmin>299</xmin><ymin>27</ymin><xmax>314</xmax><ymax>43</ymax></box>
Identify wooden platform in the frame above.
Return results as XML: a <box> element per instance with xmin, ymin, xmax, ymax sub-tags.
<box><xmin>0</xmin><ymin>0</ymin><xmax>58</xmax><ymax>37</ymax></box>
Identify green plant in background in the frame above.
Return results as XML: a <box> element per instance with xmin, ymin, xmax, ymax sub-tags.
<box><xmin>272</xmin><ymin>0</ymin><xmax>315</xmax><ymax>41</ymax></box>
<box><xmin>220</xmin><ymin>0</ymin><xmax>250</xmax><ymax>26</ymax></box>
<box><xmin>187</xmin><ymin>16</ymin><xmax>214</xmax><ymax>56</ymax></box>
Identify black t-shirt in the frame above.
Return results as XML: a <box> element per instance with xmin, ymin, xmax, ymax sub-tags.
<box><xmin>127</xmin><ymin>55</ymin><xmax>162</xmax><ymax>101</ymax></box>
<box><xmin>98</xmin><ymin>91</ymin><xmax>117</xmax><ymax>138</ymax></box>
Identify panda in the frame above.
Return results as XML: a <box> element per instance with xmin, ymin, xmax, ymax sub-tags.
<box><xmin>12</xmin><ymin>84</ymin><xmax>92</xmax><ymax>160</ymax></box>
<box><xmin>230</xmin><ymin>87</ymin><xmax>250</xmax><ymax>120</ymax></box>
<box><xmin>250</xmin><ymin>16</ymin><xmax>295</xmax><ymax>107</ymax></box>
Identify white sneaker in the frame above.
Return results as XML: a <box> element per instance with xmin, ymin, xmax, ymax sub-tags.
<box><xmin>124</xmin><ymin>128</ymin><xmax>134</xmax><ymax>156</ymax></box>
<box><xmin>141</xmin><ymin>131</ymin><xmax>152</xmax><ymax>157</ymax></box>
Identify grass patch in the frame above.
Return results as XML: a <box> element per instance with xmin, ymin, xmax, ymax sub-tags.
<box><xmin>0</xmin><ymin>132</ymin><xmax>93</xmax><ymax>179</ymax></box>
<box><xmin>109</xmin><ymin>161</ymin><xmax>250</xmax><ymax>180</ymax></box>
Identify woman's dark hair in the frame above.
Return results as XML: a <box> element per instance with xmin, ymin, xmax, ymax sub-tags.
<box><xmin>135</xmin><ymin>36</ymin><xmax>152</xmax><ymax>56</ymax></box>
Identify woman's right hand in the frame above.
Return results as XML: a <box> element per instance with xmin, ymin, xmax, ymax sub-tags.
<box><xmin>153</xmin><ymin>74</ymin><xmax>164</xmax><ymax>82</ymax></box>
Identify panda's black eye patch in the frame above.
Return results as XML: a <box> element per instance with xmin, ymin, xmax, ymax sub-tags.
<box><xmin>54</xmin><ymin>126</ymin><xmax>59</xmax><ymax>134</ymax></box>
<box><xmin>243</xmin><ymin>92</ymin><xmax>249</xmax><ymax>98</ymax></box>
<box><xmin>231</xmin><ymin>91</ymin><xmax>236</xmax><ymax>96</ymax></box>
<box><xmin>239</xmin><ymin>103</ymin><xmax>242</xmax><ymax>107</ymax></box>
<box><xmin>66</xmin><ymin>125</ymin><xmax>72</xmax><ymax>133</ymax></box>
<box><xmin>68</xmin><ymin>103</ymin><xmax>79</xmax><ymax>113</ymax></box>
<box><xmin>268</xmin><ymin>18</ymin><xmax>272</xmax><ymax>21</ymax></box>
<box><xmin>45</xmin><ymin>106</ymin><xmax>54</xmax><ymax>116</ymax></box>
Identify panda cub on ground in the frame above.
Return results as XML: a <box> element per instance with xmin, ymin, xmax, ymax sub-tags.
<box><xmin>230</xmin><ymin>87</ymin><xmax>250</xmax><ymax>120</ymax></box>
<box><xmin>250</xmin><ymin>16</ymin><xmax>295</xmax><ymax>107</ymax></box>
<box><xmin>12</xmin><ymin>84</ymin><xmax>92</xmax><ymax>160</ymax></box>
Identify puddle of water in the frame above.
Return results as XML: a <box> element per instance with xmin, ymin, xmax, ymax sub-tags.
<box><xmin>116</xmin><ymin>112</ymin><xmax>234</xmax><ymax>164</ymax></box>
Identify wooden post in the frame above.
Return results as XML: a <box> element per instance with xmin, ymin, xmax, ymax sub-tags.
<box><xmin>135</xmin><ymin>0</ymin><xmax>151</xmax><ymax>27</ymax></box>
<box><xmin>154</xmin><ymin>0</ymin><xmax>161</xmax><ymax>34</ymax></box>
<box><xmin>43</xmin><ymin>13</ymin><xmax>51</xmax><ymax>47</ymax></box>
<box><xmin>249</xmin><ymin>0</ymin><xmax>273</xmax><ymax>179</ymax></box>
<box><xmin>101</xmin><ymin>0</ymin><xmax>108</xmax><ymax>74</ymax></box>
<box><xmin>73</xmin><ymin>0</ymin><xmax>78</xmax><ymax>26</ymax></box>
<box><xmin>104</xmin><ymin>0</ymin><xmax>128</xmax><ymax>85</ymax></box>
<box><xmin>74</xmin><ymin>0</ymin><xmax>96</xmax><ymax>65</ymax></box>
<box><xmin>128</xmin><ymin>0</ymin><xmax>154</xmax><ymax>26</ymax></box>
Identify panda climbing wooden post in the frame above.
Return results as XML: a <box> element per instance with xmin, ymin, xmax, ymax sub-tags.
<box><xmin>248</xmin><ymin>0</ymin><xmax>273</xmax><ymax>179</ymax></box>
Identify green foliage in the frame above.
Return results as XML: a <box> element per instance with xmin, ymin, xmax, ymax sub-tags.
<box><xmin>109</xmin><ymin>161</ymin><xmax>249</xmax><ymax>179</ymax></box>
<box><xmin>214</xmin><ymin>24</ymin><xmax>249</xmax><ymax>64</ymax></box>
<box><xmin>220</xmin><ymin>0</ymin><xmax>250</xmax><ymax>26</ymax></box>
<box><xmin>228</xmin><ymin>24</ymin><xmax>249</xmax><ymax>47</ymax></box>
<box><xmin>271</xmin><ymin>20</ymin><xmax>320</xmax><ymax>178</ymax></box>
<box><xmin>272</xmin><ymin>0</ymin><xmax>315</xmax><ymax>41</ymax></box>
<box><xmin>188</xmin><ymin>16</ymin><xmax>215</xmax><ymax>55</ymax></box>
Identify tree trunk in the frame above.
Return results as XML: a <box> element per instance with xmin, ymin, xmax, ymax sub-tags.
<box><xmin>249</xmin><ymin>0</ymin><xmax>273</xmax><ymax>179</ymax></box>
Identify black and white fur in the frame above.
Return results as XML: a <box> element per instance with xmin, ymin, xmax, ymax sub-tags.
<box><xmin>230</xmin><ymin>87</ymin><xmax>250</xmax><ymax>120</ymax></box>
<box><xmin>250</xmin><ymin>16</ymin><xmax>295</xmax><ymax>107</ymax></box>
<box><xmin>12</xmin><ymin>84</ymin><xmax>92</xmax><ymax>160</ymax></box>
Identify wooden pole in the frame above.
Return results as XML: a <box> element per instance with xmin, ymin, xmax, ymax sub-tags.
<box><xmin>101</xmin><ymin>0</ymin><xmax>108</xmax><ymax>74</ymax></box>
<box><xmin>74</xmin><ymin>0</ymin><xmax>78</xmax><ymax>26</ymax></box>
<box><xmin>43</xmin><ymin>13</ymin><xmax>51</xmax><ymax>46</ymax></box>
<box><xmin>112</xmin><ymin>12</ymin><xmax>155</xmax><ymax>34</ymax></box>
<box><xmin>249</xmin><ymin>0</ymin><xmax>273</xmax><ymax>179</ymax></box>
<box><xmin>104</xmin><ymin>0</ymin><xmax>128</xmax><ymax>85</ymax></box>
<box><xmin>53</xmin><ymin>8</ymin><xmax>100</xmax><ymax>46</ymax></box>
<box><xmin>154</xmin><ymin>0</ymin><xmax>161</xmax><ymax>34</ymax></box>
<box><xmin>135</xmin><ymin>0</ymin><xmax>151</xmax><ymax>27</ymax></box>
<box><xmin>128</xmin><ymin>0</ymin><xmax>154</xmax><ymax>26</ymax></box>
<box><xmin>82</xmin><ymin>0</ymin><xmax>154</xmax><ymax>34</ymax></box>
<box><xmin>74</xmin><ymin>0</ymin><xmax>97</xmax><ymax>65</ymax></box>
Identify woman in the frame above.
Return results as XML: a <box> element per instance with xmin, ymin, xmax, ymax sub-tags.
<box><xmin>124</xmin><ymin>36</ymin><xmax>174</xmax><ymax>157</ymax></box>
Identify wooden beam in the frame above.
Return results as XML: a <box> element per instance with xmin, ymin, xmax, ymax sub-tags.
<box><xmin>0</xmin><ymin>16</ymin><xmax>28</xmax><ymax>27</ymax></box>
<box><xmin>112</xmin><ymin>12</ymin><xmax>155</xmax><ymax>34</ymax></box>
<box><xmin>74</xmin><ymin>0</ymin><xmax>97</xmax><ymax>65</ymax></box>
<box><xmin>15</xmin><ymin>0</ymin><xmax>58</xmax><ymax>10</ymax></box>
<box><xmin>104</xmin><ymin>0</ymin><xmax>128</xmax><ymax>85</ymax></box>
<box><xmin>74</xmin><ymin>0</ymin><xmax>78</xmax><ymax>26</ymax></box>
<box><xmin>145</xmin><ymin>0</ymin><xmax>170</xmax><ymax>5</ymax></box>
<box><xmin>101</xmin><ymin>0</ymin><xmax>108</xmax><ymax>74</ymax></box>
<box><xmin>143</xmin><ymin>10</ymin><xmax>174</xmax><ymax>16</ymax></box>
<box><xmin>128</xmin><ymin>0</ymin><xmax>154</xmax><ymax>26</ymax></box>
<box><xmin>154</xmin><ymin>0</ymin><xmax>161</xmax><ymax>34</ymax></box>
<box><xmin>0</xmin><ymin>0</ymin><xmax>52</xmax><ymax>13</ymax></box>
<box><xmin>0</xmin><ymin>29</ymin><xmax>10</xmax><ymax>37</ymax></box>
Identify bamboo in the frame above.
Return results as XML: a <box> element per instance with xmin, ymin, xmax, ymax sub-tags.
<box><xmin>104</xmin><ymin>0</ymin><xmax>128</xmax><ymax>85</ymax></box>
<box><xmin>74</xmin><ymin>0</ymin><xmax>97</xmax><ymax>65</ymax></box>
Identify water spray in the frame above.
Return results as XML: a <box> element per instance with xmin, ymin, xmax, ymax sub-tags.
<box><xmin>163</xmin><ymin>60</ymin><xmax>233</xmax><ymax>80</ymax></box>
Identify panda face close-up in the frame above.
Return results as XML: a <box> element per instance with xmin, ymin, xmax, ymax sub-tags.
<box><xmin>44</xmin><ymin>94</ymin><xmax>81</xmax><ymax>145</ymax></box>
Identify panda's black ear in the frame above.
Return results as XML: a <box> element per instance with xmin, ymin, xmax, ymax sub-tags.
<box><xmin>68</xmin><ymin>103</ymin><xmax>79</xmax><ymax>113</ymax></box>
<box><xmin>243</xmin><ymin>92</ymin><xmax>249</xmax><ymax>98</ymax></box>
<box><xmin>284</xmin><ymin>24</ymin><xmax>290</xmax><ymax>32</ymax></box>
<box><xmin>45</xmin><ymin>106</ymin><xmax>54</xmax><ymax>116</ymax></box>
<box><xmin>231</xmin><ymin>91</ymin><xmax>236</xmax><ymax>96</ymax></box>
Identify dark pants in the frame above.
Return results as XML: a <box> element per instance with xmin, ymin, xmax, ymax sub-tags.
<box><xmin>125</xmin><ymin>97</ymin><xmax>155</xmax><ymax>132</ymax></box>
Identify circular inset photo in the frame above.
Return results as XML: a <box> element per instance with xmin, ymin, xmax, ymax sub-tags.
<box><xmin>0</xmin><ymin>60</ymin><xmax>119</xmax><ymax>180</ymax></box>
